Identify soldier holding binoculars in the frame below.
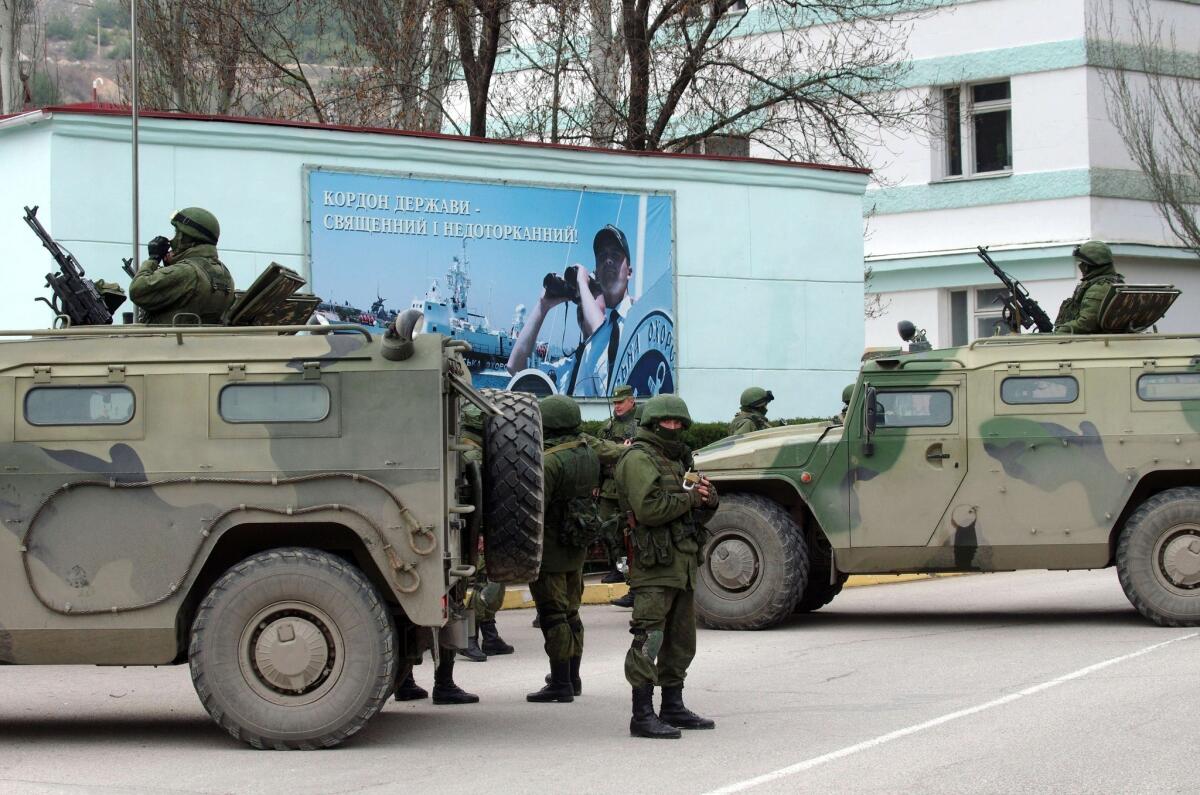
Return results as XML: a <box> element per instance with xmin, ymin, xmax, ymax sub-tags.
<box><xmin>506</xmin><ymin>225</ymin><xmax>634</xmax><ymax>397</ymax></box>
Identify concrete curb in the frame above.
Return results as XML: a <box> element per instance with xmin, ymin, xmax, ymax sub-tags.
<box><xmin>497</xmin><ymin>572</ymin><xmax>960</xmax><ymax>610</ymax></box>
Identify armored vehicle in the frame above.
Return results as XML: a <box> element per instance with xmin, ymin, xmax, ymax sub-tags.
<box><xmin>0</xmin><ymin>312</ymin><xmax>544</xmax><ymax>749</ymax></box>
<box><xmin>693</xmin><ymin>334</ymin><xmax>1200</xmax><ymax>630</ymax></box>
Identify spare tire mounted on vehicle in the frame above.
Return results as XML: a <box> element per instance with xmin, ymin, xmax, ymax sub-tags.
<box><xmin>481</xmin><ymin>390</ymin><xmax>545</xmax><ymax>583</ymax></box>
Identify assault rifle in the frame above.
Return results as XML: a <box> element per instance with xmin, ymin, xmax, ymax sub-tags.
<box><xmin>977</xmin><ymin>246</ymin><xmax>1053</xmax><ymax>333</ymax></box>
<box><xmin>24</xmin><ymin>205</ymin><xmax>116</xmax><ymax>327</ymax></box>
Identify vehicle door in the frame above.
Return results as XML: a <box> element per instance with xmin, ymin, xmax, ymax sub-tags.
<box><xmin>851</xmin><ymin>375</ymin><xmax>967</xmax><ymax>547</ymax></box>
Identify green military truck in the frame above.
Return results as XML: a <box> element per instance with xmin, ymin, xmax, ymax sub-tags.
<box><xmin>693</xmin><ymin>334</ymin><xmax>1200</xmax><ymax>631</ymax></box>
<box><xmin>0</xmin><ymin>312</ymin><xmax>543</xmax><ymax>749</ymax></box>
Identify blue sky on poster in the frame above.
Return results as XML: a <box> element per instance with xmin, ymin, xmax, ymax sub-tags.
<box><xmin>308</xmin><ymin>169</ymin><xmax>673</xmax><ymax>351</ymax></box>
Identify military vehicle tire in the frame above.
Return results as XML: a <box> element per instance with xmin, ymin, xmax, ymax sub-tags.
<box><xmin>795</xmin><ymin>534</ymin><xmax>848</xmax><ymax>613</ymax></box>
<box><xmin>189</xmin><ymin>547</ymin><xmax>397</xmax><ymax>750</ymax></box>
<box><xmin>1117</xmin><ymin>488</ymin><xmax>1200</xmax><ymax>627</ymax></box>
<box><xmin>481</xmin><ymin>390</ymin><xmax>545</xmax><ymax>583</ymax></box>
<box><xmin>696</xmin><ymin>494</ymin><xmax>808</xmax><ymax>630</ymax></box>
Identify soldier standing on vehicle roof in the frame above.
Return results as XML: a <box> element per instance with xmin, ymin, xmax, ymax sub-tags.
<box><xmin>457</xmin><ymin>404</ymin><xmax>515</xmax><ymax>663</ymax></box>
<box><xmin>526</xmin><ymin>395</ymin><xmax>601</xmax><ymax>703</ymax></box>
<box><xmin>1053</xmin><ymin>241</ymin><xmax>1125</xmax><ymax>335</ymax></box>
<box><xmin>129</xmin><ymin>207</ymin><xmax>235</xmax><ymax>325</ymax></box>
<box><xmin>616</xmin><ymin>394</ymin><xmax>719</xmax><ymax>739</ymax></box>
<box><xmin>727</xmin><ymin>387</ymin><xmax>774</xmax><ymax>436</ymax></box>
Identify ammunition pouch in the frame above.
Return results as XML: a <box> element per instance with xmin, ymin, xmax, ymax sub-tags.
<box><xmin>631</xmin><ymin>525</ymin><xmax>675</xmax><ymax>567</ymax></box>
<box><xmin>557</xmin><ymin>496</ymin><xmax>603</xmax><ymax>548</ymax></box>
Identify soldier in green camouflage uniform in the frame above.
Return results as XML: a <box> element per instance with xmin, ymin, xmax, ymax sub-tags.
<box><xmin>615</xmin><ymin>394</ymin><xmax>719</xmax><ymax>739</ymax></box>
<box><xmin>1054</xmin><ymin>241</ymin><xmax>1124</xmax><ymax>334</ymax></box>
<box><xmin>526</xmin><ymin>395</ymin><xmax>601</xmax><ymax>703</ymax></box>
<box><xmin>727</xmin><ymin>387</ymin><xmax>774</xmax><ymax>436</ymax></box>
<box><xmin>599</xmin><ymin>385</ymin><xmax>639</xmax><ymax>586</ymax></box>
<box><xmin>457</xmin><ymin>405</ymin><xmax>514</xmax><ymax>662</ymax></box>
<box><xmin>129</xmin><ymin>208</ymin><xmax>235</xmax><ymax>325</ymax></box>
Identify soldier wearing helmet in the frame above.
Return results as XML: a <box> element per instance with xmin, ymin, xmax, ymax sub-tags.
<box><xmin>1053</xmin><ymin>241</ymin><xmax>1124</xmax><ymax>334</ymax></box>
<box><xmin>526</xmin><ymin>395</ymin><xmax>601</xmax><ymax>704</ymax></box>
<box><xmin>614</xmin><ymin>394</ymin><xmax>719</xmax><ymax>739</ymax></box>
<box><xmin>130</xmin><ymin>207</ymin><xmax>235</xmax><ymax>325</ymax></box>
<box><xmin>728</xmin><ymin>387</ymin><xmax>775</xmax><ymax>436</ymax></box>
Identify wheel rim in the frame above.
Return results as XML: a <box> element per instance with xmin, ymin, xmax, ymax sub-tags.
<box><xmin>1154</xmin><ymin>524</ymin><xmax>1200</xmax><ymax>594</ymax></box>
<box><xmin>705</xmin><ymin>530</ymin><xmax>762</xmax><ymax>595</ymax></box>
<box><xmin>239</xmin><ymin>601</ymin><xmax>345</xmax><ymax>706</ymax></box>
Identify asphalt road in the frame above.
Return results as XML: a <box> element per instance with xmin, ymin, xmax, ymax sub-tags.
<box><xmin>0</xmin><ymin>570</ymin><xmax>1195</xmax><ymax>794</ymax></box>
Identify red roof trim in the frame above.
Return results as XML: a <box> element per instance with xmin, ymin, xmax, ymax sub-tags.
<box><xmin>27</xmin><ymin>103</ymin><xmax>871</xmax><ymax>176</ymax></box>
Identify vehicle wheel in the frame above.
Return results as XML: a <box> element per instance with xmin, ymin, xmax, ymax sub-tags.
<box><xmin>696</xmin><ymin>494</ymin><xmax>808</xmax><ymax>630</ymax></box>
<box><xmin>189</xmin><ymin>547</ymin><xmax>396</xmax><ymax>750</ymax></box>
<box><xmin>481</xmin><ymin>390</ymin><xmax>545</xmax><ymax>583</ymax></box>
<box><xmin>795</xmin><ymin>532</ymin><xmax>848</xmax><ymax>613</ymax></box>
<box><xmin>1117</xmin><ymin>487</ymin><xmax>1200</xmax><ymax>627</ymax></box>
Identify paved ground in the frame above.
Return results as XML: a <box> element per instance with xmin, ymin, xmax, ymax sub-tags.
<box><xmin>0</xmin><ymin>569</ymin><xmax>1195</xmax><ymax>794</ymax></box>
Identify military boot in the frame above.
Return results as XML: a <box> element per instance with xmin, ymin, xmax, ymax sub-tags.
<box><xmin>458</xmin><ymin>626</ymin><xmax>487</xmax><ymax>662</ymax></box>
<box><xmin>527</xmin><ymin>659</ymin><xmax>575</xmax><ymax>703</ymax></box>
<box><xmin>630</xmin><ymin>685</ymin><xmax>680</xmax><ymax>739</ymax></box>
<box><xmin>543</xmin><ymin>655</ymin><xmax>583</xmax><ymax>696</ymax></box>
<box><xmin>393</xmin><ymin>670</ymin><xmax>428</xmax><ymax>702</ymax></box>
<box><xmin>601</xmin><ymin>562</ymin><xmax>625</xmax><ymax>584</ymax></box>
<box><xmin>659</xmin><ymin>685</ymin><xmax>715</xmax><ymax>730</ymax></box>
<box><xmin>431</xmin><ymin>653</ymin><xmax>479</xmax><ymax>705</ymax></box>
<box><xmin>610</xmin><ymin>591</ymin><xmax>634</xmax><ymax>608</ymax></box>
<box><xmin>479</xmin><ymin>620</ymin><xmax>514</xmax><ymax>656</ymax></box>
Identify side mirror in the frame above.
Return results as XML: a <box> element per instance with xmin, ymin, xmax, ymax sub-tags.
<box><xmin>863</xmin><ymin>384</ymin><xmax>878</xmax><ymax>457</ymax></box>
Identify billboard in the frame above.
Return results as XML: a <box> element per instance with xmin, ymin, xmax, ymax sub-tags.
<box><xmin>307</xmin><ymin>167</ymin><xmax>675</xmax><ymax>398</ymax></box>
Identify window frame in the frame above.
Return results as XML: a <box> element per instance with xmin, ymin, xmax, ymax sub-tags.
<box><xmin>948</xmin><ymin>285</ymin><xmax>1013</xmax><ymax>346</ymax></box>
<box><xmin>218</xmin><ymin>382</ymin><xmax>332</xmax><ymax>424</ymax></box>
<box><xmin>936</xmin><ymin>79</ymin><xmax>1013</xmax><ymax>182</ymax></box>
<box><xmin>874</xmin><ymin>388</ymin><xmax>954</xmax><ymax>429</ymax></box>
<box><xmin>1136</xmin><ymin>372</ymin><xmax>1200</xmax><ymax>402</ymax></box>
<box><xmin>209</xmin><ymin>373</ymin><xmax>341</xmax><ymax>439</ymax></box>
<box><xmin>23</xmin><ymin>384</ymin><xmax>137</xmax><ymax>427</ymax></box>
<box><xmin>1000</xmin><ymin>375</ymin><xmax>1080</xmax><ymax>406</ymax></box>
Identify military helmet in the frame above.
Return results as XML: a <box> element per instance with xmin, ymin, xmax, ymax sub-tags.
<box><xmin>739</xmin><ymin>386</ymin><xmax>774</xmax><ymax>410</ymax></box>
<box><xmin>841</xmin><ymin>384</ymin><xmax>854</xmax><ymax>405</ymax></box>
<box><xmin>171</xmin><ymin>207</ymin><xmax>220</xmax><ymax>244</ymax></box>
<box><xmin>540</xmin><ymin>394</ymin><xmax>581</xmax><ymax>432</ymax></box>
<box><xmin>460</xmin><ymin>403</ymin><xmax>484</xmax><ymax>433</ymax></box>
<box><xmin>1073</xmin><ymin>240</ymin><xmax>1112</xmax><ymax>269</ymax></box>
<box><xmin>639</xmin><ymin>394</ymin><xmax>692</xmax><ymax>429</ymax></box>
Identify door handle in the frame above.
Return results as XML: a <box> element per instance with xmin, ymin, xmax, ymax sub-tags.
<box><xmin>926</xmin><ymin>451</ymin><xmax>950</xmax><ymax>460</ymax></box>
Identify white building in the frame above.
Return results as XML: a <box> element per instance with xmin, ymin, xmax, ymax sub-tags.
<box><xmin>863</xmin><ymin>0</ymin><xmax>1200</xmax><ymax>348</ymax></box>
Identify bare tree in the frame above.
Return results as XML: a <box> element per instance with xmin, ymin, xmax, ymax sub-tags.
<box><xmin>328</xmin><ymin>0</ymin><xmax>455</xmax><ymax>130</ymax></box>
<box><xmin>448</xmin><ymin>0</ymin><xmax>512</xmax><ymax>136</ymax></box>
<box><xmin>0</xmin><ymin>0</ymin><xmax>36</xmax><ymax>113</ymax></box>
<box><xmin>1095</xmin><ymin>0</ymin><xmax>1200</xmax><ymax>256</ymax></box>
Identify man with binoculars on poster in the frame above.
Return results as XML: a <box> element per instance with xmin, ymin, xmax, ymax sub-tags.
<box><xmin>506</xmin><ymin>224</ymin><xmax>634</xmax><ymax>397</ymax></box>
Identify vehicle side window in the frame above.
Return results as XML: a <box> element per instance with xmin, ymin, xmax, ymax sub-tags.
<box><xmin>25</xmin><ymin>386</ymin><xmax>135</xmax><ymax>426</ymax></box>
<box><xmin>876</xmin><ymin>390</ymin><xmax>952</xmax><ymax>428</ymax></box>
<box><xmin>1001</xmin><ymin>376</ymin><xmax>1078</xmax><ymax>405</ymax></box>
<box><xmin>1137</xmin><ymin>373</ymin><xmax>1200</xmax><ymax>401</ymax></box>
<box><xmin>219</xmin><ymin>383</ymin><xmax>331</xmax><ymax>423</ymax></box>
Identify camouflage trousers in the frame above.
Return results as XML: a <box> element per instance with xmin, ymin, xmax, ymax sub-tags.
<box><xmin>624</xmin><ymin>586</ymin><xmax>696</xmax><ymax>689</ymax></box>
<box><xmin>528</xmin><ymin>568</ymin><xmax>585</xmax><ymax>663</ymax></box>
<box><xmin>471</xmin><ymin>580</ymin><xmax>505</xmax><ymax>623</ymax></box>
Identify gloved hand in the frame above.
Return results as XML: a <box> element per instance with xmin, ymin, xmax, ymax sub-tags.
<box><xmin>147</xmin><ymin>235</ymin><xmax>171</xmax><ymax>262</ymax></box>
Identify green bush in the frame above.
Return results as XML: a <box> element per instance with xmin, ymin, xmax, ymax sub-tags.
<box><xmin>68</xmin><ymin>33</ymin><xmax>91</xmax><ymax>61</ymax></box>
<box><xmin>46</xmin><ymin>14</ymin><xmax>75</xmax><ymax>41</ymax></box>
<box><xmin>28</xmin><ymin>72</ymin><xmax>60</xmax><ymax>106</ymax></box>
<box><xmin>107</xmin><ymin>37</ymin><xmax>132</xmax><ymax>60</ymax></box>
<box><xmin>89</xmin><ymin>0</ymin><xmax>128</xmax><ymax>30</ymax></box>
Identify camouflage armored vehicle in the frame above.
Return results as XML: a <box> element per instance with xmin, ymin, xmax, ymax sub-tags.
<box><xmin>0</xmin><ymin>311</ymin><xmax>544</xmax><ymax>749</ymax></box>
<box><xmin>693</xmin><ymin>334</ymin><xmax>1200</xmax><ymax>630</ymax></box>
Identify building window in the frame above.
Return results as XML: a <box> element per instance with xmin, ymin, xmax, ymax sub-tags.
<box><xmin>219</xmin><ymin>383</ymin><xmax>331</xmax><ymax>423</ymax></box>
<box><xmin>25</xmin><ymin>386</ymin><xmax>135</xmax><ymax>426</ymax></box>
<box><xmin>940</xmin><ymin>80</ymin><xmax>1011</xmax><ymax>179</ymax></box>
<box><xmin>949</xmin><ymin>286</ymin><xmax>1012</xmax><ymax>345</ymax></box>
